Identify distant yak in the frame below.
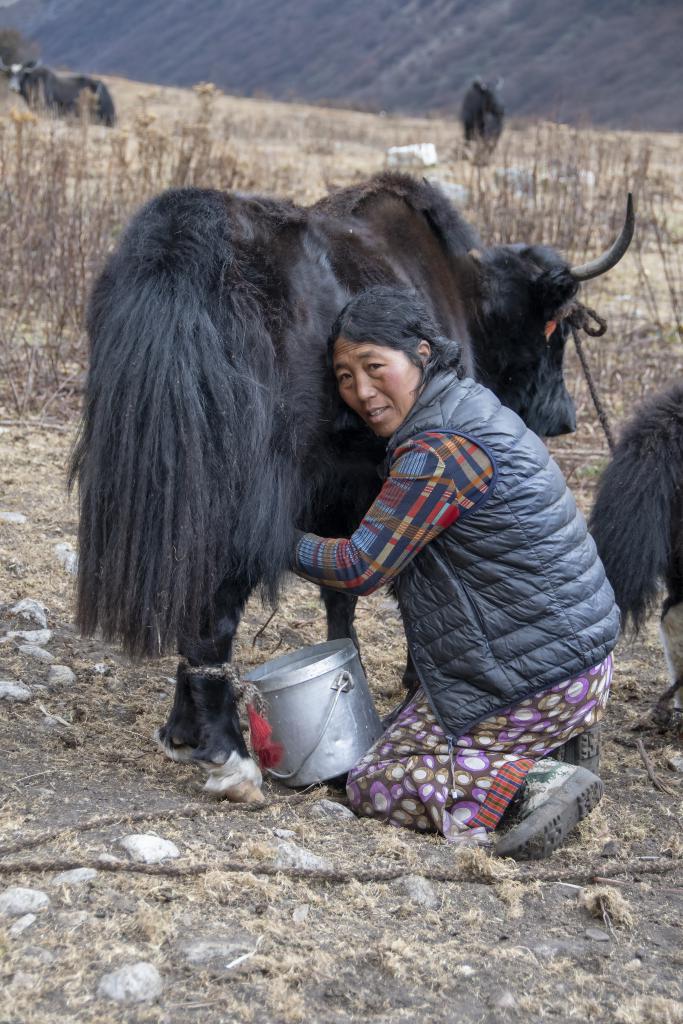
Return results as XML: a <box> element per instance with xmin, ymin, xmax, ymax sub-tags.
<box><xmin>461</xmin><ymin>78</ymin><xmax>504</xmax><ymax>148</ymax></box>
<box><xmin>0</xmin><ymin>59</ymin><xmax>116</xmax><ymax>126</ymax></box>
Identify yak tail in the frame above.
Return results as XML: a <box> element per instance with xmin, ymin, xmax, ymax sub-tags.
<box><xmin>589</xmin><ymin>383</ymin><xmax>683</xmax><ymax>630</ymax></box>
<box><xmin>70</xmin><ymin>188</ymin><xmax>297</xmax><ymax>659</ymax></box>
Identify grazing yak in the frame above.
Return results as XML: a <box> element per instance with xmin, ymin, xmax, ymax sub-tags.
<box><xmin>70</xmin><ymin>172</ymin><xmax>633</xmax><ymax>800</ymax></box>
<box><xmin>461</xmin><ymin>78</ymin><xmax>504</xmax><ymax>148</ymax></box>
<box><xmin>590</xmin><ymin>383</ymin><xmax>683</xmax><ymax>723</ymax></box>
<box><xmin>0</xmin><ymin>59</ymin><xmax>116</xmax><ymax>126</ymax></box>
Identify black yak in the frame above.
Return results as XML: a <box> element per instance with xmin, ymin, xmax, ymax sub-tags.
<box><xmin>1</xmin><ymin>59</ymin><xmax>116</xmax><ymax>126</ymax></box>
<box><xmin>70</xmin><ymin>172</ymin><xmax>633</xmax><ymax>799</ymax></box>
<box><xmin>590</xmin><ymin>382</ymin><xmax>683</xmax><ymax>723</ymax></box>
<box><xmin>461</xmin><ymin>78</ymin><xmax>504</xmax><ymax>148</ymax></box>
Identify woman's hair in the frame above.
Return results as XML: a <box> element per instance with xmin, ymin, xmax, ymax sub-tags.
<box><xmin>327</xmin><ymin>285</ymin><xmax>464</xmax><ymax>386</ymax></box>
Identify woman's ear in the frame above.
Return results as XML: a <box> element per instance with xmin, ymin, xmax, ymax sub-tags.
<box><xmin>417</xmin><ymin>339</ymin><xmax>432</xmax><ymax>365</ymax></box>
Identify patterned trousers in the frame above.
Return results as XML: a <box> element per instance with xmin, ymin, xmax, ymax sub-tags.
<box><xmin>346</xmin><ymin>655</ymin><xmax>613</xmax><ymax>845</ymax></box>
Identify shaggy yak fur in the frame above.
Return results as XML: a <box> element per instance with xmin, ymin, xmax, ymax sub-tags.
<box><xmin>70</xmin><ymin>172</ymin><xmax>612</xmax><ymax>795</ymax></box>
<box><xmin>590</xmin><ymin>382</ymin><xmax>683</xmax><ymax>720</ymax></box>
<box><xmin>4</xmin><ymin>62</ymin><xmax>116</xmax><ymax>126</ymax></box>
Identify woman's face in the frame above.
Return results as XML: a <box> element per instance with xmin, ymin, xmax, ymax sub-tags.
<box><xmin>333</xmin><ymin>336</ymin><xmax>431</xmax><ymax>437</ymax></box>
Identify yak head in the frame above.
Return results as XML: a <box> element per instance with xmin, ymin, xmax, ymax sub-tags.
<box><xmin>0</xmin><ymin>59</ymin><xmax>39</xmax><ymax>100</ymax></box>
<box><xmin>465</xmin><ymin>196</ymin><xmax>634</xmax><ymax>437</ymax></box>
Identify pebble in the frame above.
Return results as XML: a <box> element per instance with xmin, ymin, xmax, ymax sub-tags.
<box><xmin>494</xmin><ymin>991</ymin><xmax>517</xmax><ymax>1010</ymax></box>
<box><xmin>273</xmin><ymin>828</ymin><xmax>297</xmax><ymax>839</ymax></box>
<box><xmin>97</xmin><ymin>853</ymin><xmax>123</xmax><ymax>866</ymax></box>
<box><xmin>666</xmin><ymin>753</ymin><xmax>683</xmax><ymax>773</ymax></box>
<box><xmin>47</xmin><ymin>665</ymin><xmax>76</xmax><ymax>687</ymax></box>
<box><xmin>273</xmin><ymin>840</ymin><xmax>332</xmax><ymax>872</ymax></box>
<box><xmin>18</xmin><ymin>644</ymin><xmax>55</xmax><ymax>663</ymax></box>
<box><xmin>0</xmin><ymin>887</ymin><xmax>50</xmax><ymax>916</ymax></box>
<box><xmin>119</xmin><ymin>834</ymin><xmax>180</xmax><ymax>864</ymax></box>
<box><xmin>309</xmin><ymin>799</ymin><xmax>356</xmax><ymax>821</ymax></box>
<box><xmin>585</xmin><ymin>927</ymin><xmax>611</xmax><ymax>942</ymax></box>
<box><xmin>9</xmin><ymin>598</ymin><xmax>48</xmax><ymax>628</ymax></box>
<box><xmin>92</xmin><ymin>662</ymin><xmax>113</xmax><ymax>676</ymax></box>
<box><xmin>399</xmin><ymin>874</ymin><xmax>441</xmax><ymax>910</ymax></box>
<box><xmin>97</xmin><ymin>961</ymin><xmax>163</xmax><ymax>1004</ymax></box>
<box><xmin>8</xmin><ymin>971</ymin><xmax>39</xmax><ymax>991</ymax></box>
<box><xmin>53</xmin><ymin>542</ymin><xmax>78</xmax><ymax>575</ymax></box>
<box><xmin>8</xmin><ymin>913</ymin><xmax>37</xmax><ymax>936</ymax></box>
<box><xmin>0</xmin><ymin>511</ymin><xmax>27</xmax><ymax>524</ymax></box>
<box><xmin>54</xmin><ymin>868</ymin><xmax>98</xmax><ymax>886</ymax></box>
<box><xmin>0</xmin><ymin>629</ymin><xmax>52</xmax><ymax>645</ymax></box>
<box><xmin>292</xmin><ymin>903</ymin><xmax>310</xmax><ymax>924</ymax></box>
<box><xmin>181</xmin><ymin>935</ymin><xmax>253</xmax><ymax>965</ymax></box>
<box><xmin>0</xmin><ymin>680</ymin><xmax>32</xmax><ymax>702</ymax></box>
<box><xmin>601</xmin><ymin>839</ymin><xmax>621</xmax><ymax>858</ymax></box>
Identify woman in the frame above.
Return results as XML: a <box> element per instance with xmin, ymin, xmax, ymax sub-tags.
<box><xmin>291</xmin><ymin>286</ymin><xmax>618</xmax><ymax>859</ymax></box>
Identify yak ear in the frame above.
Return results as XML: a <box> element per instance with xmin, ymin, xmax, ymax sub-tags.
<box><xmin>535</xmin><ymin>265</ymin><xmax>579</xmax><ymax>320</ymax></box>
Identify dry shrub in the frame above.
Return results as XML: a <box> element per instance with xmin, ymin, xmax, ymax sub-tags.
<box><xmin>494</xmin><ymin>878</ymin><xmax>540</xmax><ymax>918</ymax></box>
<box><xmin>614</xmin><ymin>996</ymin><xmax>683</xmax><ymax>1024</ymax></box>
<box><xmin>456</xmin><ymin>844</ymin><xmax>518</xmax><ymax>882</ymax></box>
<box><xmin>578</xmin><ymin>884</ymin><xmax>634</xmax><ymax>929</ymax></box>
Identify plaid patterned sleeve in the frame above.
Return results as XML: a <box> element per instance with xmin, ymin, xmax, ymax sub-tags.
<box><xmin>292</xmin><ymin>431</ymin><xmax>495</xmax><ymax>595</ymax></box>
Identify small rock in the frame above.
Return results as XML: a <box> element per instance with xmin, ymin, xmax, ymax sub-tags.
<box><xmin>53</xmin><ymin>542</ymin><xmax>78</xmax><ymax>575</ymax></box>
<box><xmin>292</xmin><ymin>903</ymin><xmax>310</xmax><ymax>924</ymax></box>
<box><xmin>399</xmin><ymin>874</ymin><xmax>440</xmax><ymax>910</ymax></box>
<box><xmin>601</xmin><ymin>839</ymin><xmax>621</xmax><ymax>858</ymax></box>
<box><xmin>0</xmin><ymin>511</ymin><xmax>27</xmax><ymax>524</ymax></box>
<box><xmin>494</xmin><ymin>991</ymin><xmax>517</xmax><ymax>1010</ymax></box>
<box><xmin>273</xmin><ymin>840</ymin><xmax>332</xmax><ymax>872</ymax></box>
<box><xmin>8</xmin><ymin>913</ymin><xmax>37</xmax><ymax>936</ymax></box>
<box><xmin>585</xmin><ymin>927</ymin><xmax>611</xmax><ymax>942</ymax></box>
<box><xmin>0</xmin><ymin>629</ymin><xmax>52</xmax><ymax>645</ymax></box>
<box><xmin>22</xmin><ymin>945</ymin><xmax>55</xmax><ymax>965</ymax></box>
<box><xmin>309</xmin><ymin>799</ymin><xmax>356</xmax><ymax>821</ymax></box>
<box><xmin>454</xmin><ymin>964</ymin><xmax>475</xmax><ymax>977</ymax></box>
<box><xmin>92</xmin><ymin>662</ymin><xmax>113</xmax><ymax>676</ymax></box>
<box><xmin>18</xmin><ymin>644</ymin><xmax>55</xmax><ymax>663</ymax></box>
<box><xmin>0</xmin><ymin>680</ymin><xmax>31</xmax><ymax>702</ymax></box>
<box><xmin>97</xmin><ymin>853</ymin><xmax>123</xmax><ymax>866</ymax></box>
<box><xmin>54</xmin><ymin>868</ymin><xmax>97</xmax><ymax>886</ymax></box>
<box><xmin>0</xmin><ymin>887</ymin><xmax>50</xmax><ymax>917</ymax></box>
<box><xmin>47</xmin><ymin>665</ymin><xmax>76</xmax><ymax>687</ymax></box>
<box><xmin>8</xmin><ymin>971</ymin><xmax>39</xmax><ymax>991</ymax></box>
<box><xmin>666</xmin><ymin>753</ymin><xmax>683</xmax><ymax>773</ymax></box>
<box><xmin>119</xmin><ymin>834</ymin><xmax>180</xmax><ymax>864</ymax></box>
<box><xmin>97</xmin><ymin>961</ymin><xmax>163</xmax><ymax>1004</ymax></box>
<box><xmin>9</xmin><ymin>598</ymin><xmax>48</xmax><ymax>628</ymax></box>
<box><xmin>181</xmin><ymin>936</ymin><xmax>252</xmax><ymax>965</ymax></box>
<box><xmin>273</xmin><ymin>828</ymin><xmax>297</xmax><ymax>839</ymax></box>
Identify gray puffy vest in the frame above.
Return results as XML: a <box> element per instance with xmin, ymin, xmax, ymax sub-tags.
<box><xmin>388</xmin><ymin>373</ymin><xmax>619</xmax><ymax>739</ymax></box>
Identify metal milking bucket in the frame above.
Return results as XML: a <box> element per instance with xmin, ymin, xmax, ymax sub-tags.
<box><xmin>245</xmin><ymin>639</ymin><xmax>382</xmax><ymax>787</ymax></box>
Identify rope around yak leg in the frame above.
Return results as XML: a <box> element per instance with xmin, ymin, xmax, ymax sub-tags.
<box><xmin>571</xmin><ymin>324</ymin><xmax>616</xmax><ymax>455</ymax></box>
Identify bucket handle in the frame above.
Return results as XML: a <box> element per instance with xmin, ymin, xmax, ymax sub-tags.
<box><xmin>265</xmin><ymin>670</ymin><xmax>354</xmax><ymax>781</ymax></box>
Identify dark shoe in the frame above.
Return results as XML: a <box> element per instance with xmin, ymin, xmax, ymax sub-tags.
<box><xmin>495</xmin><ymin>758</ymin><xmax>604</xmax><ymax>861</ymax></box>
<box><xmin>554</xmin><ymin>723</ymin><xmax>601</xmax><ymax>775</ymax></box>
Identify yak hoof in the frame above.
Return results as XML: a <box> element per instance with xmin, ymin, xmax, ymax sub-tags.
<box><xmin>201</xmin><ymin>750</ymin><xmax>264</xmax><ymax>800</ymax></box>
<box><xmin>153</xmin><ymin>727</ymin><xmax>194</xmax><ymax>764</ymax></box>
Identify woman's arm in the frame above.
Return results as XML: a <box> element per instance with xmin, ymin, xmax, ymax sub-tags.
<box><xmin>292</xmin><ymin>431</ymin><xmax>495</xmax><ymax>594</ymax></box>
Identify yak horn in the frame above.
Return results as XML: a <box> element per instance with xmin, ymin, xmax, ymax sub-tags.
<box><xmin>570</xmin><ymin>194</ymin><xmax>634</xmax><ymax>282</ymax></box>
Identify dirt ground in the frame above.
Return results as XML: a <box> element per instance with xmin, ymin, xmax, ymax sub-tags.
<box><xmin>0</xmin><ymin>417</ymin><xmax>682</xmax><ymax>1024</ymax></box>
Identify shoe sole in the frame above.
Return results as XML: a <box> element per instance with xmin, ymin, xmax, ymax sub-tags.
<box><xmin>494</xmin><ymin>771</ymin><xmax>604</xmax><ymax>861</ymax></box>
<box><xmin>555</xmin><ymin>724</ymin><xmax>601</xmax><ymax>775</ymax></box>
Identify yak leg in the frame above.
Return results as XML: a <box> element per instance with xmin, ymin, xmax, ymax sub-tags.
<box><xmin>321</xmin><ymin>587</ymin><xmax>360</xmax><ymax>648</ymax></box>
<box><xmin>657</xmin><ymin>595</ymin><xmax>683</xmax><ymax>726</ymax></box>
<box><xmin>155</xmin><ymin>577</ymin><xmax>263</xmax><ymax>801</ymax></box>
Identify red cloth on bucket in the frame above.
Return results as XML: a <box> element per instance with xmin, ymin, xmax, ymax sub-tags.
<box><xmin>247</xmin><ymin>704</ymin><xmax>284</xmax><ymax>769</ymax></box>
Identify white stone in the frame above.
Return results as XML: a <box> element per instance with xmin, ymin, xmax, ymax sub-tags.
<box><xmin>666</xmin><ymin>753</ymin><xmax>683</xmax><ymax>773</ymax></box>
<box><xmin>8</xmin><ymin>913</ymin><xmax>37</xmax><ymax>935</ymax></box>
<box><xmin>309</xmin><ymin>799</ymin><xmax>356</xmax><ymax>821</ymax></box>
<box><xmin>273</xmin><ymin>840</ymin><xmax>332</xmax><ymax>872</ymax></box>
<box><xmin>400</xmin><ymin>874</ymin><xmax>440</xmax><ymax>909</ymax></box>
<box><xmin>9</xmin><ymin>598</ymin><xmax>48</xmax><ymax>628</ymax></box>
<box><xmin>54</xmin><ymin>868</ymin><xmax>97</xmax><ymax>886</ymax></box>
<box><xmin>272</xmin><ymin>828</ymin><xmax>297</xmax><ymax>839</ymax></box>
<box><xmin>292</xmin><ymin>903</ymin><xmax>310</xmax><ymax>924</ymax></box>
<box><xmin>97</xmin><ymin>961</ymin><xmax>163</xmax><ymax>1003</ymax></box>
<box><xmin>0</xmin><ymin>511</ymin><xmax>27</xmax><ymax>524</ymax></box>
<box><xmin>53</xmin><ymin>542</ymin><xmax>78</xmax><ymax>575</ymax></box>
<box><xmin>8</xmin><ymin>971</ymin><xmax>39</xmax><ymax>991</ymax></box>
<box><xmin>47</xmin><ymin>665</ymin><xmax>76</xmax><ymax>687</ymax></box>
<box><xmin>118</xmin><ymin>833</ymin><xmax>180</xmax><ymax>864</ymax></box>
<box><xmin>97</xmin><ymin>853</ymin><xmax>123</xmax><ymax>866</ymax></box>
<box><xmin>0</xmin><ymin>629</ymin><xmax>52</xmax><ymax>645</ymax></box>
<box><xmin>494</xmin><ymin>991</ymin><xmax>517</xmax><ymax>1010</ymax></box>
<box><xmin>0</xmin><ymin>680</ymin><xmax>31</xmax><ymax>702</ymax></box>
<box><xmin>92</xmin><ymin>662</ymin><xmax>112</xmax><ymax>676</ymax></box>
<box><xmin>181</xmin><ymin>936</ymin><xmax>252</xmax><ymax>964</ymax></box>
<box><xmin>0</xmin><ymin>886</ymin><xmax>50</xmax><ymax>916</ymax></box>
<box><xmin>386</xmin><ymin>142</ymin><xmax>438</xmax><ymax>168</ymax></box>
<box><xmin>18</xmin><ymin>644</ymin><xmax>55</xmax><ymax>663</ymax></box>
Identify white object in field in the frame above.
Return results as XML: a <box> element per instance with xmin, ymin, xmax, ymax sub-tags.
<box><xmin>386</xmin><ymin>142</ymin><xmax>438</xmax><ymax>168</ymax></box>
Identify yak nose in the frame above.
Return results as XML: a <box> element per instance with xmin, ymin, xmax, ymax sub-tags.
<box><xmin>545</xmin><ymin>404</ymin><xmax>577</xmax><ymax>437</ymax></box>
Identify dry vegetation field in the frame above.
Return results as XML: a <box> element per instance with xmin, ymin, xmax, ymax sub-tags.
<box><xmin>0</xmin><ymin>76</ymin><xmax>682</xmax><ymax>1023</ymax></box>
